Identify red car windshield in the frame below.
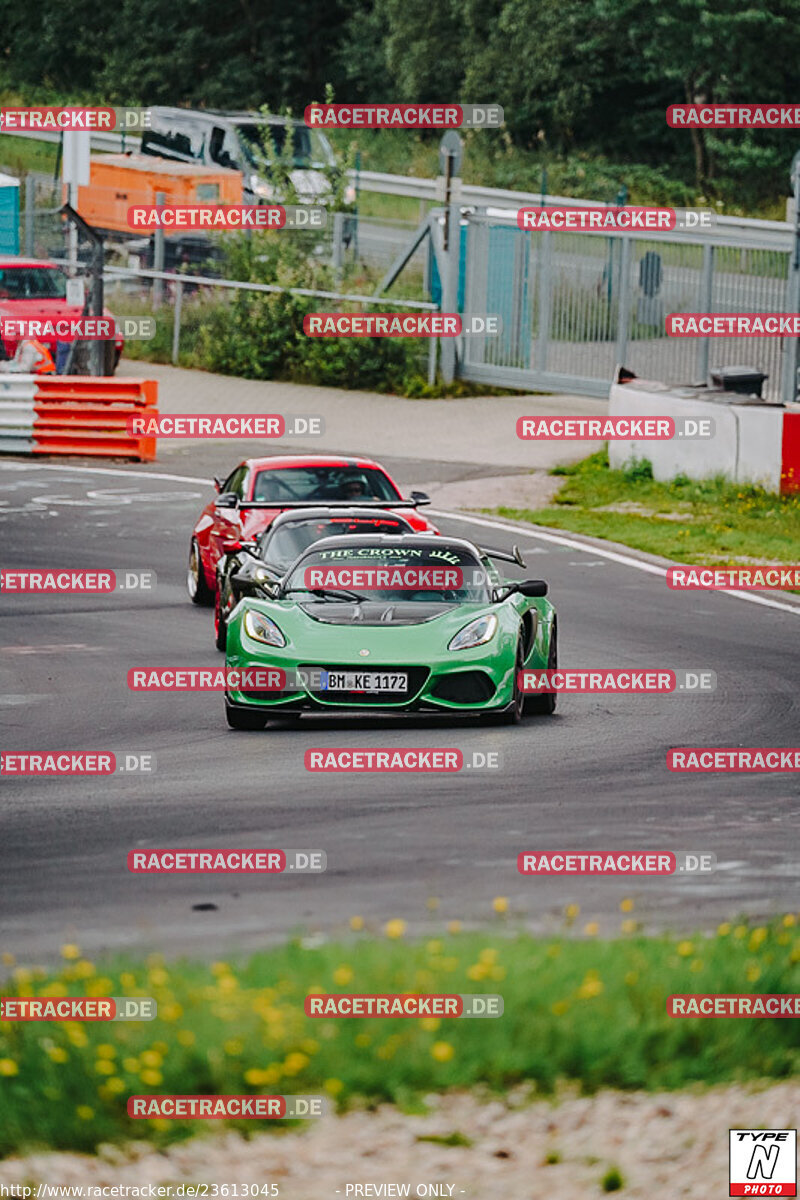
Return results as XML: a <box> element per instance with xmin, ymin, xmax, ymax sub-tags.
<box><xmin>0</xmin><ymin>267</ymin><xmax>67</xmax><ymax>300</ymax></box>
<box><xmin>252</xmin><ymin>466</ymin><xmax>401</xmax><ymax>504</ymax></box>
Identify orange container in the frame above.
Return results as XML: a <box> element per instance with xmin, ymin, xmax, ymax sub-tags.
<box><xmin>71</xmin><ymin>155</ymin><xmax>243</xmax><ymax>234</ymax></box>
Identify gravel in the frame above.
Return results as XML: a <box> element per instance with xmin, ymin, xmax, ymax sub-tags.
<box><xmin>2</xmin><ymin>1082</ymin><xmax>798</xmax><ymax>1198</ymax></box>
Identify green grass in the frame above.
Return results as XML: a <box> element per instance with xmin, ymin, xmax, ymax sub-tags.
<box><xmin>0</xmin><ymin>133</ymin><xmax>59</xmax><ymax>180</ymax></box>
<box><xmin>331</xmin><ymin>131</ymin><xmax>786</xmax><ymax>219</ymax></box>
<box><xmin>1</xmin><ymin>918</ymin><xmax>799</xmax><ymax>1156</ymax></box>
<box><xmin>355</xmin><ymin>190</ymin><xmax>425</xmax><ymax>223</ymax></box>
<box><xmin>495</xmin><ymin>450</ymin><xmax>800</xmax><ymax>565</ymax></box>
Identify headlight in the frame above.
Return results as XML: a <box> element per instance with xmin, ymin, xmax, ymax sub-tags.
<box><xmin>344</xmin><ymin>184</ymin><xmax>357</xmax><ymax>205</ymax></box>
<box><xmin>254</xmin><ymin>567</ymin><xmax>272</xmax><ymax>583</ymax></box>
<box><xmin>243</xmin><ymin>609</ymin><xmax>285</xmax><ymax>647</ymax></box>
<box><xmin>448</xmin><ymin>613</ymin><xmax>498</xmax><ymax>652</ymax></box>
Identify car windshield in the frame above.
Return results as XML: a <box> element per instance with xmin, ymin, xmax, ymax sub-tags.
<box><xmin>237</xmin><ymin>123</ymin><xmax>330</xmax><ymax>169</ymax></box>
<box><xmin>265</xmin><ymin>517</ymin><xmax>412</xmax><ymax>571</ymax></box>
<box><xmin>251</xmin><ymin>466</ymin><xmax>401</xmax><ymax>504</ymax></box>
<box><xmin>0</xmin><ymin>267</ymin><xmax>67</xmax><ymax>300</ymax></box>
<box><xmin>284</xmin><ymin>544</ymin><xmax>491</xmax><ymax>603</ymax></box>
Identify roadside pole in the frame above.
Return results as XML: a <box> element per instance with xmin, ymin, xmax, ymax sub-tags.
<box><xmin>62</xmin><ymin>132</ymin><xmax>89</xmax><ymax>275</ymax></box>
<box><xmin>782</xmin><ymin>151</ymin><xmax>800</xmax><ymax>405</ymax></box>
<box><xmin>439</xmin><ymin>131</ymin><xmax>462</xmax><ymax>385</ymax></box>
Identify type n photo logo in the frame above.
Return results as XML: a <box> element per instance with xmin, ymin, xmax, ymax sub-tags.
<box><xmin>729</xmin><ymin>1130</ymin><xmax>797</xmax><ymax>1196</ymax></box>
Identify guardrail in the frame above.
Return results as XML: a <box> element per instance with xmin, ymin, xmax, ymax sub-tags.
<box><xmin>0</xmin><ymin>375</ymin><xmax>158</xmax><ymax>460</ymax></box>
<box><xmin>4</xmin><ymin>127</ymin><xmax>792</xmax><ymax>251</ymax></box>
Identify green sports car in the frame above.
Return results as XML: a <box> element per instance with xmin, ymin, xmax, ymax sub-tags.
<box><xmin>224</xmin><ymin>533</ymin><xmax>557</xmax><ymax>729</ymax></box>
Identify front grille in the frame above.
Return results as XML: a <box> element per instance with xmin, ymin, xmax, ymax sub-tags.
<box><xmin>299</xmin><ymin>663</ymin><xmax>430</xmax><ymax>705</ymax></box>
<box><xmin>430</xmin><ymin>671</ymin><xmax>496</xmax><ymax>704</ymax></box>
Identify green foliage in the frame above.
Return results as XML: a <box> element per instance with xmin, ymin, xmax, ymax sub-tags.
<box><xmin>0</xmin><ymin>0</ymin><xmax>796</xmax><ymax>208</ymax></box>
<box><xmin>1</xmin><ymin>919</ymin><xmax>799</xmax><ymax>1155</ymax></box>
<box><xmin>601</xmin><ymin>1166</ymin><xmax>626</xmax><ymax>1191</ymax></box>
<box><xmin>621</xmin><ymin>457</ymin><xmax>654</xmax><ymax>482</ymax></box>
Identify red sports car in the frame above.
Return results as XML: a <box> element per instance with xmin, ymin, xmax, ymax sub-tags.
<box><xmin>187</xmin><ymin>454</ymin><xmax>438</xmax><ymax>604</ymax></box>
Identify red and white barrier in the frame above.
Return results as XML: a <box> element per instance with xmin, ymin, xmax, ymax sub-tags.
<box><xmin>0</xmin><ymin>375</ymin><xmax>158</xmax><ymax>461</ymax></box>
<box><xmin>608</xmin><ymin>376</ymin><xmax>800</xmax><ymax>493</ymax></box>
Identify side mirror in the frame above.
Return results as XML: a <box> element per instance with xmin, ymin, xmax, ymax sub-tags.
<box><xmin>239</xmin><ymin>541</ymin><xmax>259</xmax><ymax>555</ymax></box>
<box><xmin>215</xmin><ymin>492</ymin><xmax>238</xmax><ymax>510</ymax></box>
<box><xmin>410</xmin><ymin>490</ymin><xmax>431</xmax><ymax>506</ymax></box>
<box><xmin>518</xmin><ymin>579</ymin><xmax>548</xmax><ymax>597</ymax></box>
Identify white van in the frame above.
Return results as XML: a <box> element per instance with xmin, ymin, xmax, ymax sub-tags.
<box><xmin>141</xmin><ymin>108</ymin><xmax>354</xmax><ymax>207</ymax></box>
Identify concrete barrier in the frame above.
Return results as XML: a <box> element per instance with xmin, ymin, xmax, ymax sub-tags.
<box><xmin>609</xmin><ymin>375</ymin><xmax>800</xmax><ymax>493</ymax></box>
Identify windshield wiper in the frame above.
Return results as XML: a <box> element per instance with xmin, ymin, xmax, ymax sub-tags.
<box><xmin>283</xmin><ymin>585</ymin><xmax>365</xmax><ymax>603</ymax></box>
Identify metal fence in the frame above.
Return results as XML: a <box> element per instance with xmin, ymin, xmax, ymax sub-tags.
<box><xmin>459</xmin><ymin>209</ymin><xmax>796</xmax><ymax>401</ymax></box>
<box><xmin>7</xmin><ymin>172</ymin><xmax>799</xmax><ymax>401</ymax></box>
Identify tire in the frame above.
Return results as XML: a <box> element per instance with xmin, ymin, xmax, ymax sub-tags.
<box><xmin>214</xmin><ymin>586</ymin><xmax>227</xmax><ymax>651</ymax></box>
<box><xmin>524</xmin><ymin>619</ymin><xmax>558</xmax><ymax>716</ymax></box>
<box><xmin>482</xmin><ymin>639</ymin><xmax>525</xmax><ymax>725</ymax></box>
<box><xmin>225</xmin><ymin>702</ymin><xmax>268</xmax><ymax>731</ymax></box>
<box><xmin>188</xmin><ymin>538</ymin><xmax>214</xmax><ymax>606</ymax></box>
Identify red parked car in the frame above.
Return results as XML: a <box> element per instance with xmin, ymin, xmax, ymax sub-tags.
<box><xmin>187</xmin><ymin>454</ymin><xmax>438</xmax><ymax>604</ymax></box>
<box><xmin>0</xmin><ymin>258</ymin><xmax>124</xmax><ymax>371</ymax></box>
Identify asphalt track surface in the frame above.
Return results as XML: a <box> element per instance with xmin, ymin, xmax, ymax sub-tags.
<box><xmin>1</xmin><ymin>448</ymin><xmax>799</xmax><ymax>966</ymax></box>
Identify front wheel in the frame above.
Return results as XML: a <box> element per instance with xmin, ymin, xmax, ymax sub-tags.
<box><xmin>188</xmin><ymin>538</ymin><xmax>214</xmax><ymax>606</ymax></box>
<box><xmin>225</xmin><ymin>702</ymin><xmax>268</xmax><ymax>731</ymax></box>
<box><xmin>524</xmin><ymin>619</ymin><xmax>558</xmax><ymax>716</ymax></box>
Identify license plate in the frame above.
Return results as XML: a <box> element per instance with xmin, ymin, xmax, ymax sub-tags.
<box><xmin>321</xmin><ymin>670</ymin><xmax>408</xmax><ymax>692</ymax></box>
